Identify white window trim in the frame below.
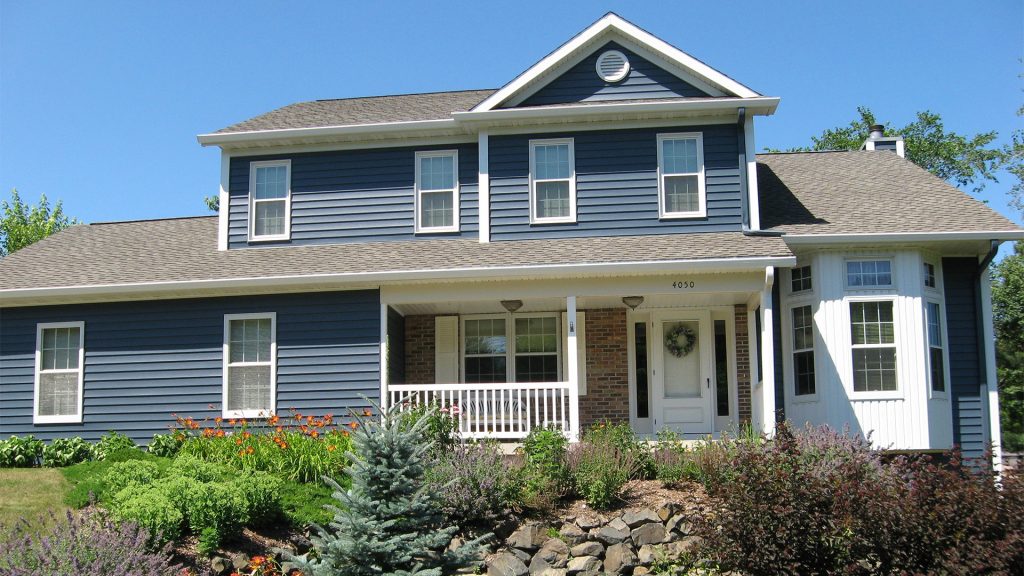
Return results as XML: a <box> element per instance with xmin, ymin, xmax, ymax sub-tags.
<box><xmin>844</xmin><ymin>257</ymin><xmax>895</xmax><ymax>290</ymax></box>
<box><xmin>414</xmin><ymin>150</ymin><xmax>460</xmax><ymax>234</ymax></box>
<box><xmin>923</xmin><ymin>258</ymin><xmax>943</xmax><ymax>295</ymax></box>
<box><xmin>789</xmin><ymin>265</ymin><xmax>813</xmax><ymax>295</ymax></box>
<box><xmin>656</xmin><ymin>132</ymin><xmax>707</xmax><ymax>219</ymax></box>
<box><xmin>925</xmin><ymin>299</ymin><xmax>951</xmax><ymax>399</ymax></box>
<box><xmin>846</xmin><ymin>297</ymin><xmax>903</xmax><ymax>400</ymax></box>
<box><xmin>222</xmin><ymin>312</ymin><xmax>277</xmax><ymax>419</ymax></box>
<box><xmin>787</xmin><ymin>303</ymin><xmax>819</xmax><ymax>403</ymax></box>
<box><xmin>248</xmin><ymin>160</ymin><xmax>292</xmax><ymax>242</ymax></box>
<box><xmin>460</xmin><ymin>313</ymin><xmax>563</xmax><ymax>383</ymax></box>
<box><xmin>34</xmin><ymin>321</ymin><xmax>85</xmax><ymax>424</ymax></box>
<box><xmin>529</xmin><ymin>138</ymin><xmax>577</xmax><ymax>224</ymax></box>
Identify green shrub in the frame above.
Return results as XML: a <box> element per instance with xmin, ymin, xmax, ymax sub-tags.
<box><xmin>235</xmin><ymin>470</ymin><xmax>283</xmax><ymax>526</ymax></box>
<box><xmin>0</xmin><ymin>435</ymin><xmax>44</xmax><ymax>467</ymax></box>
<box><xmin>585</xmin><ymin>421</ymin><xmax>653</xmax><ymax>479</ymax></box>
<box><xmin>278</xmin><ymin>478</ymin><xmax>337</xmax><ymax>528</ymax></box>
<box><xmin>567</xmin><ymin>426</ymin><xmax>644</xmax><ymax>509</ymax></box>
<box><xmin>399</xmin><ymin>401</ymin><xmax>460</xmax><ymax>454</ymax></box>
<box><xmin>42</xmin><ymin>437</ymin><xmax>93</xmax><ymax>467</ymax></box>
<box><xmin>167</xmin><ymin>454</ymin><xmax>230</xmax><ymax>482</ymax></box>
<box><xmin>109</xmin><ymin>484</ymin><xmax>184</xmax><ymax>546</ymax></box>
<box><xmin>426</xmin><ymin>440</ymin><xmax>522</xmax><ymax>527</ymax></box>
<box><xmin>653</xmin><ymin>428</ymin><xmax>700</xmax><ymax>486</ymax></box>
<box><xmin>61</xmin><ymin>453</ymin><xmax>172</xmax><ymax>508</ymax></box>
<box><xmin>183</xmin><ymin>481</ymin><xmax>249</xmax><ymax>551</ymax></box>
<box><xmin>102</xmin><ymin>460</ymin><xmax>160</xmax><ymax>495</ymax></box>
<box><xmin>147</xmin><ymin>433</ymin><xmax>183</xmax><ymax>458</ymax></box>
<box><xmin>1004</xmin><ymin>430</ymin><xmax>1024</xmax><ymax>453</ymax></box>
<box><xmin>91</xmin><ymin>431</ymin><xmax>138</xmax><ymax>461</ymax></box>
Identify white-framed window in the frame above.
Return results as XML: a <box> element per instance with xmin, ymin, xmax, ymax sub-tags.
<box><xmin>926</xmin><ymin>301</ymin><xmax>948</xmax><ymax>395</ymax></box>
<box><xmin>923</xmin><ymin>261</ymin><xmax>937</xmax><ymax>290</ymax></box>
<box><xmin>791</xmin><ymin>265</ymin><xmax>812</xmax><ymax>293</ymax></box>
<box><xmin>415</xmin><ymin>150</ymin><xmax>459</xmax><ymax>233</ymax></box>
<box><xmin>223</xmin><ymin>313</ymin><xmax>277</xmax><ymax>418</ymax></box>
<box><xmin>462</xmin><ymin>314</ymin><xmax>561</xmax><ymax>383</ymax></box>
<box><xmin>248</xmin><ymin>160</ymin><xmax>291</xmax><ymax>241</ymax></box>
<box><xmin>849</xmin><ymin>300</ymin><xmax>899</xmax><ymax>394</ymax></box>
<box><xmin>34</xmin><ymin>322</ymin><xmax>85</xmax><ymax>424</ymax></box>
<box><xmin>529</xmin><ymin>139</ymin><xmax>576</xmax><ymax>224</ymax></box>
<box><xmin>657</xmin><ymin>132</ymin><xmax>706</xmax><ymax>218</ymax></box>
<box><xmin>791</xmin><ymin>305</ymin><xmax>816</xmax><ymax>397</ymax></box>
<box><xmin>846</xmin><ymin>259</ymin><xmax>893</xmax><ymax>288</ymax></box>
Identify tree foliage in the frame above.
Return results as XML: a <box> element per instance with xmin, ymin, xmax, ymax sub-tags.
<box><xmin>0</xmin><ymin>189</ymin><xmax>79</xmax><ymax>256</ymax></box>
<box><xmin>993</xmin><ymin>241</ymin><xmax>1024</xmax><ymax>451</ymax></box>
<box><xmin>1007</xmin><ymin>105</ymin><xmax>1024</xmax><ymax>214</ymax></box>
<box><xmin>786</xmin><ymin>106</ymin><xmax>1004</xmax><ymax>191</ymax></box>
<box><xmin>204</xmin><ymin>195</ymin><xmax>219</xmax><ymax>212</ymax></box>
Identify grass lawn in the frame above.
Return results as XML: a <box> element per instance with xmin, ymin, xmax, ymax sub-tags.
<box><xmin>0</xmin><ymin>468</ymin><xmax>70</xmax><ymax>532</ymax></box>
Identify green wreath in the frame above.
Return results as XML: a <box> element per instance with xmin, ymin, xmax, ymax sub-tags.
<box><xmin>665</xmin><ymin>324</ymin><xmax>696</xmax><ymax>358</ymax></box>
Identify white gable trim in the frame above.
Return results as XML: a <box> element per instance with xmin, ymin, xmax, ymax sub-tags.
<box><xmin>472</xmin><ymin>13</ymin><xmax>761</xmax><ymax>113</ymax></box>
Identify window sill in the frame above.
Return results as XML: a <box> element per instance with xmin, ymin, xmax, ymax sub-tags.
<box><xmin>223</xmin><ymin>409</ymin><xmax>275</xmax><ymax>419</ymax></box>
<box><xmin>34</xmin><ymin>415</ymin><xmax>83</xmax><ymax>425</ymax></box>
<box><xmin>529</xmin><ymin>218</ymin><xmax>577</xmax><ymax>226</ymax></box>
<box><xmin>414</xmin><ymin>227</ymin><xmax>461</xmax><ymax>235</ymax></box>
<box><xmin>659</xmin><ymin>212</ymin><xmax>707</xmax><ymax>220</ymax></box>
<box><xmin>248</xmin><ymin>235</ymin><xmax>291</xmax><ymax>244</ymax></box>
<box><xmin>792</xmin><ymin>394</ymin><xmax>819</xmax><ymax>404</ymax></box>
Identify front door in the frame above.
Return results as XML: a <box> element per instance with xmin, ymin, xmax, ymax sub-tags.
<box><xmin>651</xmin><ymin>310</ymin><xmax>713</xmax><ymax>435</ymax></box>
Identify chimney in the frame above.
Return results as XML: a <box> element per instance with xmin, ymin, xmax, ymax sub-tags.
<box><xmin>861</xmin><ymin>123</ymin><xmax>905</xmax><ymax>158</ymax></box>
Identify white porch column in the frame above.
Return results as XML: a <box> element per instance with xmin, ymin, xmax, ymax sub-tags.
<box><xmin>980</xmin><ymin>272</ymin><xmax>1003</xmax><ymax>473</ymax></box>
<box><xmin>379</xmin><ymin>303</ymin><xmax>389</xmax><ymax>411</ymax></box>
<box><xmin>760</xmin><ymin>267</ymin><xmax>777</xmax><ymax>435</ymax></box>
<box><xmin>478</xmin><ymin>131</ymin><xmax>490</xmax><ymax>244</ymax></box>
<box><xmin>566</xmin><ymin>295</ymin><xmax>580</xmax><ymax>441</ymax></box>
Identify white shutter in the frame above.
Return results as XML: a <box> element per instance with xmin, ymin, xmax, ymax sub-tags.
<box><xmin>561</xmin><ymin>311</ymin><xmax>587</xmax><ymax>395</ymax></box>
<box><xmin>435</xmin><ymin>316</ymin><xmax>459</xmax><ymax>384</ymax></box>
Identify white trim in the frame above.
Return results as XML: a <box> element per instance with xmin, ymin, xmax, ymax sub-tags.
<box><xmin>844</xmin><ymin>257</ymin><xmax>895</xmax><ymax>290</ymax></box>
<box><xmin>414</xmin><ymin>149</ymin><xmax>460</xmax><ymax>234</ymax></box>
<box><xmin>247</xmin><ymin>159</ymin><xmax>291</xmax><ymax>242</ymax></box>
<box><xmin>566</xmin><ymin>295</ymin><xmax>580</xmax><ymax>441</ymax></box>
<box><xmin>218</xmin><ymin>151</ymin><xmax>230</xmax><ymax>251</ymax></box>
<box><xmin>924</xmin><ymin>299</ymin><xmax>950</xmax><ymax>400</ymax></box>
<box><xmin>896</xmin><ymin>139</ymin><xmax>906</xmax><ymax>158</ymax></box>
<box><xmin>380</xmin><ymin>303</ymin><xmax>389</xmax><ymax>411</ymax></box>
<box><xmin>595</xmin><ymin>49</ymin><xmax>630</xmax><ymax>83</ymax></box>
<box><xmin>787</xmin><ymin>303</ymin><xmax>819</xmax><ymax>402</ymax></box>
<box><xmin>529</xmin><ymin>138</ymin><xmax>577</xmax><ymax>224</ymax></box>
<box><xmin>471</xmin><ymin>13</ymin><xmax>760</xmax><ymax>112</ymax></box>
<box><xmin>198</xmin><ymin>118</ymin><xmax>462</xmax><ymax>147</ymax></box>
<box><xmin>656</xmin><ymin>132</ymin><xmax>707</xmax><ymax>219</ymax></box>
<box><xmin>845</xmin><ymin>297</ymin><xmax>903</xmax><ymax>401</ymax></box>
<box><xmin>222</xmin><ymin>312</ymin><xmax>277</xmax><ymax>419</ymax></box>
<box><xmin>484</xmin><ymin>116</ymin><xmax>735</xmax><ymax>136</ymax></box>
<box><xmin>33</xmin><ymin>321</ymin><xmax>85</xmax><ymax>424</ymax></box>
<box><xmin>478</xmin><ymin>132</ymin><xmax>490</xmax><ymax>243</ymax></box>
<box><xmin>457</xmin><ymin>97</ymin><xmax>780</xmax><ymax>124</ymax></box>
<box><xmin>980</xmin><ymin>272</ymin><xmax>1003</xmax><ymax>472</ymax></box>
<box><xmin>744</xmin><ymin>115</ymin><xmax>760</xmax><ymax>231</ymax></box>
<box><xmin>783</xmin><ymin>231</ymin><xmax>1024</xmax><ymax>244</ymax></box>
<box><xmin>760</xmin><ymin>267</ymin><xmax>776</xmax><ymax>434</ymax></box>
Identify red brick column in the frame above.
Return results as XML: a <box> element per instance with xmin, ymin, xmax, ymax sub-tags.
<box><xmin>580</xmin><ymin>308</ymin><xmax>630</xmax><ymax>428</ymax></box>
<box><xmin>735</xmin><ymin>304</ymin><xmax>752</xmax><ymax>426</ymax></box>
<box><xmin>404</xmin><ymin>315</ymin><xmax>435</xmax><ymax>385</ymax></box>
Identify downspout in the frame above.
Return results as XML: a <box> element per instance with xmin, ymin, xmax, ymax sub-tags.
<box><xmin>975</xmin><ymin>240</ymin><xmax>1002</xmax><ymax>470</ymax></box>
<box><xmin>737</xmin><ymin>107</ymin><xmax>785</xmax><ymax>238</ymax></box>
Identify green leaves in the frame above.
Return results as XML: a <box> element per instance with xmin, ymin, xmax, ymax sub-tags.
<box><xmin>993</xmin><ymin>241</ymin><xmax>1024</xmax><ymax>451</ymax></box>
<box><xmin>0</xmin><ymin>188</ymin><xmax>79</xmax><ymax>256</ymax></box>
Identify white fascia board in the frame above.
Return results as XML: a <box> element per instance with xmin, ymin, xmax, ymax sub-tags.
<box><xmin>456</xmin><ymin>97</ymin><xmax>780</xmax><ymax>125</ymax></box>
<box><xmin>782</xmin><ymin>231</ymin><xmax>1024</xmax><ymax>245</ymax></box>
<box><xmin>0</xmin><ymin>255</ymin><xmax>796</xmax><ymax>307</ymax></box>
<box><xmin>197</xmin><ymin>119</ymin><xmax>463</xmax><ymax>147</ymax></box>
<box><xmin>472</xmin><ymin>13</ymin><xmax>760</xmax><ymax>112</ymax></box>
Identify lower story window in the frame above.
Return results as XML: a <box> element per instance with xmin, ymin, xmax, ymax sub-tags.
<box><xmin>464</xmin><ymin>318</ymin><xmax>507</xmax><ymax>383</ymax></box>
<box><xmin>850</xmin><ymin>301</ymin><xmax>898</xmax><ymax>392</ymax></box>
<box><xmin>926</xmin><ymin>302</ymin><xmax>946</xmax><ymax>393</ymax></box>
<box><xmin>514</xmin><ymin>316</ymin><xmax>559</xmax><ymax>382</ymax></box>
<box><xmin>792</xmin><ymin>305</ymin><xmax>816</xmax><ymax>396</ymax></box>
<box><xmin>35</xmin><ymin>322</ymin><xmax>85</xmax><ymax>423</ymax></box>
<box><xmin>224</xmin><ymin>314</ymin><xmax>276</xmax><ymax>416</ymax></box>
<box><xmin>463</xmin><ymin>315</ymin><xmax>560</xmax><ymax>383</ymax></box>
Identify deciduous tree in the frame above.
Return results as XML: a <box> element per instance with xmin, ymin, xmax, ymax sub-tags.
<box><xmin>0</xmin><ymin>189</ymin><xmax>79</xmax><ymax>256</ymax></box>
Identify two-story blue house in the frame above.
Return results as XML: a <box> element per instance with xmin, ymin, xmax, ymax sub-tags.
<box><xmin>1</xmin><ymin>14</ymin><xmax>1020</xmax><ymax>468</ymax></box>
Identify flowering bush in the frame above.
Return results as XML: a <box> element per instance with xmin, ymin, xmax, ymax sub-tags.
<box><xmin>0</xmin><ymin>434</ymin><xmax>44</xmax><ymax>467</ymax></box>
<box><xmin>42</xmin><ymin>437</ymin><xmax>93</xmax><ymax>467</ymax></box>
<box><xmin>566</xmin><ymin>423</ymin><xmax>646</xmax><ymax>509</ymax></box>
<box><xmin>426</xmin><ymin>440</ymin><xmax>522</xmax><ymax>528</ymax></box>
<box><xmin>0</xmin><ymin>507</ymin><xmax>183</xmax><ymax>575</ymax></box>
<box><xmin>172</xmin><ymin>409</ymin><xmax>355</xmax><ymax>483</ymax></box>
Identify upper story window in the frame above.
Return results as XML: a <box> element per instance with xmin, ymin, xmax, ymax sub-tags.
<box><xmin>35</xmin><ymin>322</ymin><xmax>85</xmax><ymax>424</ymax></box>
<box><xmin>850</xmin><ymin>300</ymin><xmax>898</xmax><ymax>393</ymax></box>
<box><xmin>249</xmin><ymin>160</ymin><xmax>291</xmax><ymax>241</ymax></box>
<box><xmin>657</xmin><ymin>133</ymin><xmax>706</xmax><ymax>218</ymax></box>
<box><xmin>846</xmin><ymin>259</ymin><xmax>892</xmax><ymax>288</ymax></box>
<box><xmin>791</xmin><ymin>265</ymin><xmax>812</xmax><ymax>293</ymax></box>
<box><xmin>529</xmin><ymin>139</ymin><xmax>576</xmax><ymax>224</ymax></box>
<box><xmin>415</xmin><ymin>150</ymin><xmax>459</xmax><ymax>233</ymax></box>
<box><xmin>223</xmin><ymin>313</ymin><xmax>276</xmax><ymax>418</ymax></box>
<box><xmin>924</xmin><ymin>262</ymin><xmax>936</xmax><ymax>289</ymax></box>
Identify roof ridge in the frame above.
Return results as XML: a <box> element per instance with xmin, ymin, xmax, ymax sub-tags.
<box><xmin>757</xmin><ymin>149</ymin><xmax>857</xmax><ymax>156</ymax></box>
<box><xmin>313</xmin><ymin>88</ymin><xmax>497</xmax><ymax>104</ymax></box>
<box><xmin>91</xmin><ymin>215</ymin><xmax>217</xmax><ymax>226</ymax></box>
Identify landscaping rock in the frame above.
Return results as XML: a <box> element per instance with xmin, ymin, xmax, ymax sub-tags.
<box><xmin>631</xmin><ymin>522</ymin><xmax>666</xmax><ymax>546</ymax></box>
<box><xmin>664</xmin><ymin>513</ymin><xmax>686</xmax><ymax>534</ymax></box>
<box><xmin>637</xmin><ymin>544</ymin><xmax>662</xmax><ymax>565</ymax></box>
<box><xmin>566</xmin><ymin>556</ymin><xmax>601</xmax><ymax>575</ymax></box>
<box><xmin>209</xmin><ymin>556</ymin><xmax>230</xmax><ymax>575</ymax></box>
<box><xmin>656</xmin><ymin>503</ymin><xmax>678</xmax><ymax>522</ymax></box>
<box><xmin>669</xmin><ymin>535</ymin><xmax>704</xmax><ymax>557</ymax></box>
<box><xmin>535</xmin><ymin>569</ymin><xmax>567</xmax><ymax>576</ymax></box>
<box><xmin>621</xmin><ymin>508</ymin><xmax>660</xmax><ymax>527</ymax></box>
<box><xmin>231</xmin><ymin>554</ymin><xmax>250</xmax><ymax>571</ymax></box>
<box><xmin>535</xmin><ymin>538</ymin><xmax>569</xmax><ymax>567</ymax></box>
<box><xmin>510</xmin><ymin>548</ymin><xmax>533</xmax><ymax>563</ymax></box>
<box><xmin>633</xmin><ymin>567</ymin><xmax>652</xmax><ymax>575</ymax></box>
<box><xmin>507</xmin><ymin>525</ymin><xmax>548</xmax><ymax>551</ymax></box>
<box><xmin>604</xmin><ymin>542</ymin><xmax>638</xmax><ymax>574</ymax></box>
<box><xmin>529</xmin><ymin>555</ymin><xmax>552</xmax><ymax>574</ymax></box>
<box><xmin>575</xmin><ymin>513</ymin><xmax>602</xmax><ymax>530</ymax></box>
<box><xmin>570</xmin><ymin>541</ymin><xmax>605</xmax><ymax>558</ymax></box>
<box><xmin>281</xmin><ymin>562</ymin><xmax>300</xmax><ymax>576</ymax></box>
<box><xmin>608</xmin><ymin>517</ymin><xmax>630</xmax><ymax>532</ymax></box>
<box><xmin>489</xmin><ymin>551</ymin><xmax>529</xmax><ymax>576</ymax></box>
<box><xmin>596</xmin><ymin>524</ymin><xmax>629</xmax><ymax>545</ymax></box>
<box><xmin>559</xmin><ymin>522</ymin><xmax>586</xmax><ymax>545</ymax></box>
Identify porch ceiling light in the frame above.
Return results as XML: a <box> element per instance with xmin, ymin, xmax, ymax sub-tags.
<box><xmin>622</xmin><ymin>296</ymin><xmax>645</xmax><ymax>310</ymax></box>
<box><xmin>500</xmin><ymin>299</ymin><xmax>523</xmax><ymax>313</ymax></box>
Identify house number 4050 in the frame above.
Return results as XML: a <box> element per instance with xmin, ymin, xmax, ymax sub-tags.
<box><xmin>672</xmin><ymin>281</ymin><xmax>695</xmax><ymax>289</ymax></box>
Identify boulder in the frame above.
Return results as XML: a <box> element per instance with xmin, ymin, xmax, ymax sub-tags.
<box><xmin>535</xmin><ymin>538</ymin><xmax>569</xmax><ymax>568</ymax></box>
<box><xmin>209</xmin><ymin>556</ymin><xmax>230</xmax><ymax>575</ymax></box>
<box><xmin>528</xmin><ymin>556</ymin><xmax>552</xmax><ymax>574</ymax></box>
<box><xmin>630</xmin><ymin>522</ymin><xmax>666</xmax><ymax>546</ymax></box>
<box><xmin>637</xmin><ymin>544</ymin><xmax>662</xmax><ymax>565</ymax></box>
<box><xmin>559</xmin><ymin>522</ymin><xmax>586</xmax><ymax>546</ymax></box>
<box><xmin>231</xmin><ymin>554</ymin><xmax>250</xmax><ymax>571</ymax></box>
<box><xmin>669</xmin><ymin>535</ymin><xmax>704</xmax><ymax>557</ymax></box>
<box><xmin>575</xmin><ymin>514</ymin><xmax>603</xmax><ymax>530</ymax></box>
<box><xmin>566</xmin><ymin>556</ymin><xmax>601</xmax><ymax>575</ymax></box>
<box><xmin>633</xmin><ymin>567</ymin><xmax>652</xmax><ymax>575</ymax></box>
<box><xmin>507</xmin><ymin>525</ymin><xmax>548</xmax><ymax>551</ymax></box>
<box><xmin>608</xmin><ymin>517</ymin><xmax>630</xmax><ymax>532</ymax></box>
<box><xmin>664</xmin><ymin>513</ymin><xmax>686</xmax><ymax>534</ymax></box>
<box><xmin>596</xmin><ymin>524</ymin><xmax>629</xmax><ymax>545</ymax></box>
<box><xmin>488</xmin><ymin>551</ymin><xmax>529</xmax><ymax>576</ymax></box>
<box><xmin>510</xmin><ymin>548</ymin><xmax>532</xmax><ymax>563</ymax></box>
<box><xmin>621</xmin><ymin>508</ymin><xmax>660</xmax><ymax>528</ymax></box>
<box><xmin>569</xmin><ymin>540</ymin><xmax>605</xmax><ymax>558</ymax></box>
<box><xmin>656</xmin><ymin>503</ymin><xmax>679</xmax><ymax>522</ymax></box>
<box><xmin>604</xmin><ymin>542</ymin><xmax>638</xmax><ymax>574</ymax></box>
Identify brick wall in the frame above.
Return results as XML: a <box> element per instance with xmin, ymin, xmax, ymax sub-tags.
<box><xmin>735</xmin><ymin>304</ymin><xmax>752</xmax><ymax>425</ymax></box>
<box><xmin>404</xmin><ymin>315</ymin><xmax>435</xmax><ymax>385</ymax></box>
<box><xmin>580</xmin><ymin>308</ymin><xmax>630</xmax><ymax>428</ymax></box>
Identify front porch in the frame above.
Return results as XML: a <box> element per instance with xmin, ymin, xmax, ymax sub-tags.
<box><xmin>378</xmin><ymin>271</ymin><xmax>779</xmax><ymax>441</ymax></box>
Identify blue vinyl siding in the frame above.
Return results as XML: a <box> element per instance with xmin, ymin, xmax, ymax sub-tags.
<box><xmin>515</xmin><ymin>42</ymin><xmax>710</xmax><ymax>107</ymax></box>
<box><xmin>228</xmin><ymin>145</ymin><xmax>478</xmax><ymax>248</ymax></box>
<box><xmin>942</xmin><ymin>258</ymin><xmax>985</xmax><ymax>459</ymax></box>
<box><xmin>489</xmin><ymin>124</ymin><xmax>742</xmax><ymax>240</ymax></box>
<box><xmin>0</xmin><ymin>291</ymin><xmax>380</xmax><ymax>444</ymax></box>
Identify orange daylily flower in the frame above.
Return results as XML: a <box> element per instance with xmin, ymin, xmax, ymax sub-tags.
<box><xmin>276</xmin><ymin>426</ymin><xmax>284</xmax><ymax>433</ymax></box>
<box><xmin>363</xmin><ymin>408</ymin><xmax>373</xmax><ymax>417</ymax></box>
<box><xmin>348</xmin><ymin>421</ymin><xmax>358</xmax><ymax>429</ymax></box>
<box><xmin>228</xmin><ymin>419</ymin><xmax>237</xmax><ymax>426</ymax></box>
<box><xmin>235</xmin><ymin>438</ymin><xmax>243</xmax><ymax>445</ymax></box>
<box><xmin>327</xmin><ymin>444</ymin><xmax>336</xmax><ymax>452</ymax></box>
<box><xmin>310</xmin><ymin>430</ymin><xmax>319</xmax><ymax>438</ymax></box>
<box><xmin>214</xmin><ymin>417</ymin><xmax>222</xmax><ymax>424</ymax></box>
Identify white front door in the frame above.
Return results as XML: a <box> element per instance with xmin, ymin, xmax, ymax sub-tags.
<box><xmin>651</xmin><ymin>310</ymin><xmax>713</xmax><ymax>435</ymax></box>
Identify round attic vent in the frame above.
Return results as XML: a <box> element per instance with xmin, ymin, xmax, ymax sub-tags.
<box><xmin>595</xmin><ymin>50</ymin><xmax>630</xmax><ymax>83</ymax></box>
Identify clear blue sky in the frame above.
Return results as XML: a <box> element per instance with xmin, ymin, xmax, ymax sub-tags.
<box><xmin>2</xmin><ymin>1</ymin><xmax>1021</xmax><ymax>235</ymax></box>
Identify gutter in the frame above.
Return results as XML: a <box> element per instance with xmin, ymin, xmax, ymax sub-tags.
<box><xmin>783</xmin><ymin>231</ymin><xmax>1024</xmax><ymax>245</ymax></box>
<box><xmin>976</xmin><ymin>240</ymin><xmax>1001</xmax><ymax>279</ymax></box>
<box><xmin>453</xmin><ymin>97</ymin><xmax>780</xmax><ymax>124</ymax></box>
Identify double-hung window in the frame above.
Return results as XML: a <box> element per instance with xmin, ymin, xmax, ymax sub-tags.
<box><xmin>791</xmin><ymin>306</ymin><xmax>816</xmax><ymax>396</ymax></box>
<box><xmin>34</xmin><ymin>322</ymin><xmax>85</xmax><ymax>424</ymax></box>
<box><xmin>529</xmin><ymin>139</ymin><xmax>575</xmax><ymax>223</ymax></box>
<box><xmin>223</xmin><ymin>313</ymin><xmax>276</xmax><ymax>417</ymax></box>
<box><xmin>463</xmin><ymin>318</ymin><xmax>508</xmax><ymax>383</ymax></box>
<box><xmin>846</xmin><ymin>259</ymin><xmax>892</xmax><ymax>288</ymax></box>
<box><xmin>849</xmin><ymin>301</ymin><xmax>898</xmax><ymax>393</ymax></box>
<box><xmin>926</xmin><ymin>301</ymin><xmax>947</xmax><ymax>394</ymax></box>
<box><xmin>415</xmin><ymin>150</ymin><xmax>459</xmax><ymax>233</ymax></box>
<box><xmin>657</xmin><ymin>133</ymin><xmax>706</xmax><ymax>218</ymax></box>
<box><xmin>249</xmin><ymin>160</ymin><xmax>290</xmax><ymax>241</ymax></box>
<box><xmin>514</xmin><ymin>316</ymin><xmax>559</xmax><ymax>382</ymax></box>
<box><xmin>463</xmin><ymin>315</ymin><xmax>561</xmax><ymax>383</ymax></box>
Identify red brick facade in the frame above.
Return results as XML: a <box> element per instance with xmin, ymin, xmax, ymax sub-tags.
<box><xmin>734</xmin><ymin>304</ymin><xmax>752</xmax><ymax>425</ymax></box>
<box><xmin>404</xmin><ymin>315</ymin><xmax>435</xmax><ymax>385</ymax></box>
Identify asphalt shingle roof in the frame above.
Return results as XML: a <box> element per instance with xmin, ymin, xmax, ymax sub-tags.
<box><xmin>756</xmin><ymin>150</ymin><xmax>1020</xmax><ymax>235</ymax></box>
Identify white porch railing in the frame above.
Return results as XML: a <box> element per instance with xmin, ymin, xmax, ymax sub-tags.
<box><xmin>388</xmin><ymin>382</ymin><xmax>576</xmax><ymax>440</ymax></box>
